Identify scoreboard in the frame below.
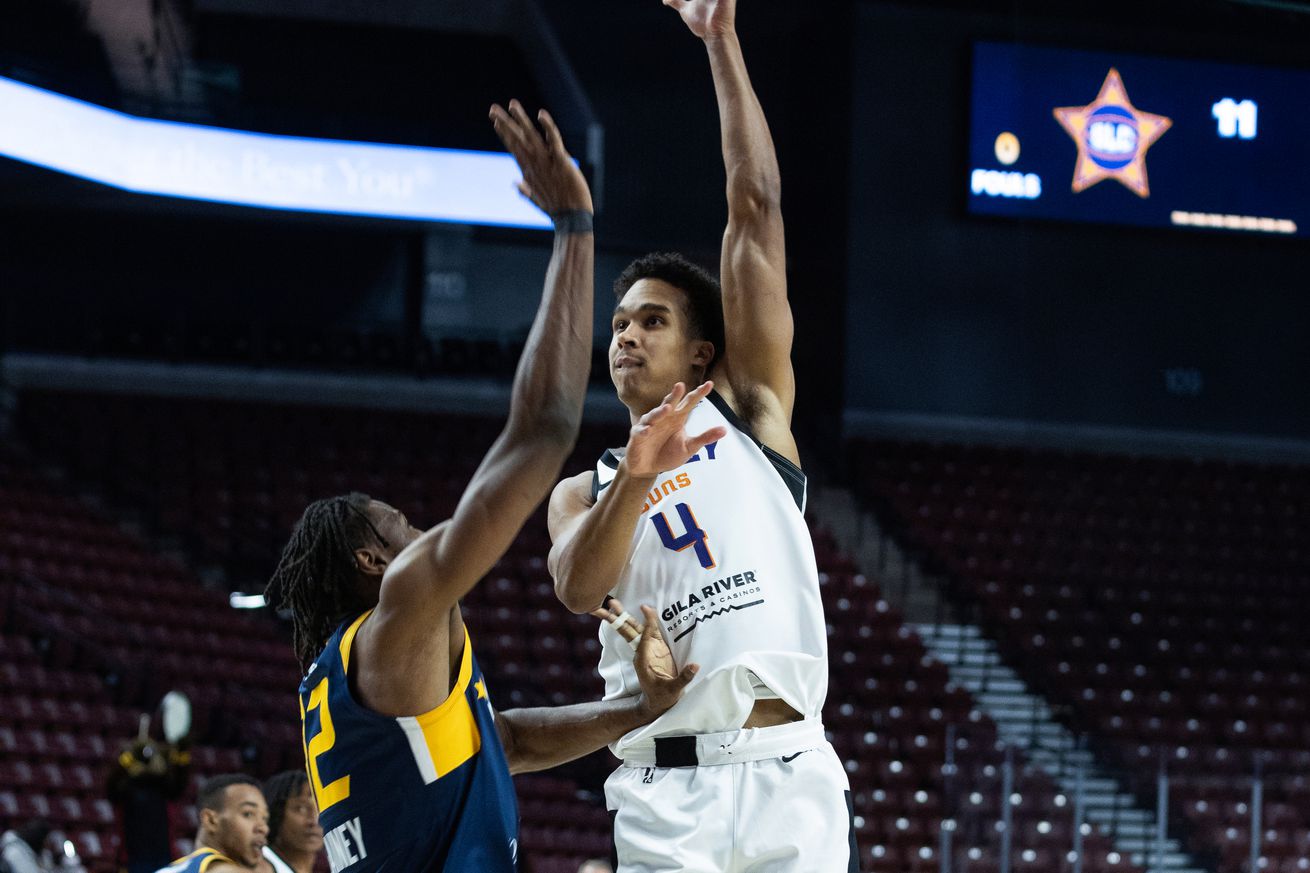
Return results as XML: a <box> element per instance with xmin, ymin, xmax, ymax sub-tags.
<box><xmin>967</xmin><ymin>41</ymin><xmax>1308</xmax><ymax>238</ymax></box>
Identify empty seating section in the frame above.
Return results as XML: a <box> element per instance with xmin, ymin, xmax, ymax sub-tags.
<box><xmin>9</xmin><ymin>391</ymin><xmax>1142</xmax><ymax>871</ymax></box>
<box><xmin>0</xmin><ymin>445</ymin><xmax>296</xmax><ymax>871</ymax></box>
<box><xmin>852</xmin><ymin>439</ymin><xmax>1310</xmax><ymax>872</ymax></box>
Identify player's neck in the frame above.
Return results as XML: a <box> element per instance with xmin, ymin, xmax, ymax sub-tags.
<box><xmin>196</xmin><ymin>832</ymin><xmax>226</xmax><ymax>859</ymax></box>
<box><xmin>623</xmin><ymin>374</ymin><xmax>710</xmax><ymax>424</ymax></box>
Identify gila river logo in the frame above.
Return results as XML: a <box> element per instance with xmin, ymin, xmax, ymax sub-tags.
<box><xmin>1053</xmin><ymin>67</ymin><xmax>1172</xmax><ymax>198</ymax></box>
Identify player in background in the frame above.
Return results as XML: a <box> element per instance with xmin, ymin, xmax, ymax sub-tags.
<box><xmin>265</xmin><ymin>102</ymin><xmax>696</xmax><ymax>872</ymax></box>
<box><xmin>546</xmin><ymin>1</ymin><xmax>857</xmax><ymax>870</ymax></box>
<box><xmin>256</xmin><ymin>771</ymin><xmax>323</xmax><ymax>873</ymax></box>
<box><xmin>155</xmin><ymin>775</ymin><xmax>268</xmax><ymax>873</ymax></box>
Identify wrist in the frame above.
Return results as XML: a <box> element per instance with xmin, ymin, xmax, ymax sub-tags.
<box><xmin>551</xmin><ymin>209</ymin><xmax>594</xmax><ymax>235</ymax></box>
<box><xmin>617</xmin><ymin>456</ymin><xmax>659</xmax><ymax>484</ymax></box>
<box><xmin>634</xmin><ymin>692</ymin><xmax>664</xmax><ymax>722</ymax></box>
<box><xmin>703</xmin><ymin>29</ymin><xmax>739</xmax><ymax>48</ymax></box>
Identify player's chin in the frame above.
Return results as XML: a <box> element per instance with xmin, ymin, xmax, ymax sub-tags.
<box><xmin>611</xmin><ymin>367</ymin><xmax>642</xmax><ymax>397</ymax></box>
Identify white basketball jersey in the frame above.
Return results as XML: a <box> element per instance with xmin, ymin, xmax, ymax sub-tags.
<box><xmin>593</xmin><ymin>392</ymin><xmax>829</xmax><ymax>754</ymax></box>
<box><xmin>262</xmin><ymin>847</ymin><xmax>295</xmax><ymax>873</ymax></box>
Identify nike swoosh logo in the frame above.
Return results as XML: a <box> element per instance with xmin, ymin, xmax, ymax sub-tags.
<box><xmin>781</xmin><ymin>752</ymin><xmax>806</xmax><ymax>763</ymax></box>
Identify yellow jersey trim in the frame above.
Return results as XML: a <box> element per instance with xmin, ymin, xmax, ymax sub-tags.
<box><xmin>338</xmin><ymin>608</ymin><xmax>374</xmax><ymax>674</ymax></box>
<box><xmin>168</xmin><ymin>848</ymin><xmax>236</xmax><ymax>871</ymax></box>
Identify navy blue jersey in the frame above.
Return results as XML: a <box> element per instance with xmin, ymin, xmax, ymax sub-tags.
<box><xmin>156</xmin><ymin>848</ymin><xmax>234</xmax><ymax>872</ymax></box>
<box><xmin>299</xmin><ymin>611</ymin><xmax>519</xmax><ymax>872</ymax></box>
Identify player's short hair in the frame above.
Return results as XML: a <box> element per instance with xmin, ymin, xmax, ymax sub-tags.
<box><xmin>198</xmin><ymin>774</ymin><xmax>262</xmax><ymax>813</ymax></box>
<box><xmin>614</xmin><ymin>252</ymin><xmax>725</xmax><ymax>372</ymax></box>
<box><xmin>263</xmin><ymin>770</ymin><xmax>310</xmax><ymax>844</ymax></box>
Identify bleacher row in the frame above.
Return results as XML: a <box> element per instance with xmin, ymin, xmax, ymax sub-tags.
<box><xmin>0</xmin><ymin>390</ymin><xmax>1196</xmax><ymax>872</ymax></box>
<box><xmin>853</xmin><ymin>439</ymin><xmax>1310</xmax><ymax>873</ymax></box>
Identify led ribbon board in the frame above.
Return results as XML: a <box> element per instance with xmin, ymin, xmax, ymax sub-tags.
<box><xmin>0</xmin><ymin>75</ymin><xmax>550</xmax><ymax>228</ymax></box>
<box><xmin>968</xmin><ymin>42</ymin><xmax>1308</xmax><ymax>237</ymax></box>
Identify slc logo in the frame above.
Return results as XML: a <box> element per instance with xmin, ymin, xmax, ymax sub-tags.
<box><xmin>1053</xmin><ymin>68</ymin><xmax>1171</xmax><ymax>198</ymax></box>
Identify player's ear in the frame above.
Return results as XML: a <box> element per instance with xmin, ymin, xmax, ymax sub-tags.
<box><xmin>691</xmin><ymin>340</ymin><xmax>715</xmax><ymax>368</ymax></box>
<box><xmin>199</xmin><ymin>806</ymin><xmax>220</xmax><ymax>830</ymax></box>
<box><xmin>354</xmin><ymin>547</ymin><xmax>389</xmax><ymax>577</ymax></box>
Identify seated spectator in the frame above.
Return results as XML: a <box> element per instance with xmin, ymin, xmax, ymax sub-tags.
<box><xmin>0</xmin><ymin>820</ymin><xmax>85</xmax><ymax>872</ymax></box>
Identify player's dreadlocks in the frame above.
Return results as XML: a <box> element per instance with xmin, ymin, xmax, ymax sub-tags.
<box><xmin>262</xmin><ymin>769</ymin><xmax>309</xmax><ymax>847</ymax></box>
<box><xmin>265</xmin><ymin>492</ymin><xmax>391</xmax><ymax>669</ymax></box>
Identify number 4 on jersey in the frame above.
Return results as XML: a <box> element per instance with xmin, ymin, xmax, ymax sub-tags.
<box><xmin>652</xmin><ymin>503</ymin><xmax>716</xmax><ymax>569</ymax></box>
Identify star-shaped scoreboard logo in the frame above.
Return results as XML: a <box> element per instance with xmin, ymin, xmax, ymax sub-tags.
<box><xmin>1053</xmin><ymin>68</ymin><xmax>1172</xmax><ymax>198</ymax></box>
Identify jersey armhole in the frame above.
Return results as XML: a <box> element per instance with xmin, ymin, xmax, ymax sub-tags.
<box><xmin>592</xmin><ymin>449</ymin><xmax>621</xmax><ymax>501</ymax></box>
<box><xmin>706</xmin><ymin>391</ymin><xmax>807</xmax><ymax>512</ymax></box>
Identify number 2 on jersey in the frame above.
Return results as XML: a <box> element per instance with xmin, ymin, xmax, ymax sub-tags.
<box><xmin>652</xmin><ymin>502</ymin><xmax>716</xmax><ymax>569</ymax></box>
<box><xmin>302</xmin><ymin>677</ymin><xmax>351</xmax><ymax>811</ymax></box>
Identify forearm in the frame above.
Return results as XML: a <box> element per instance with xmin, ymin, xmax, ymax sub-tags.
<box><xmin>554</xmin><ymin>460</ymin><xmax>655</xmax><ymax>613</ymax></box>
<box><xmin>706</xmin><ymin>32</ymin><xmax>780</xmax><ymax>211</ymax></box>
<box><xmin>505</xmin><ymin>227</ymin><xmax>595</xmax><ymax>442</ymax></box>
<box><xmin>498</xmin><ymin>696</ymin><xmax>649</xmax><ymax>774</ymax></box>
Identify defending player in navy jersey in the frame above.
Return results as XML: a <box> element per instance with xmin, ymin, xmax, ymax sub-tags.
<box><xmin>547</xmin><ymin>1</ymin><xmax>857</xmax><ymax>870</ymax></box>
<box><xmin>265</xmin><ymin>104</ymin><xmax>696</xmax><ymax>873</ymax></box>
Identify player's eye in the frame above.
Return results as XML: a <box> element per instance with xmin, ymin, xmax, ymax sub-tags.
<box><xmin>646</xmin><ymin>316</ymin><xmax>662</xmax><ymax>326</ymax></box>
<box><xmin>613</xmin><ymin>320</ymin><xmax>627</xmax><ymax>332</ymax></box>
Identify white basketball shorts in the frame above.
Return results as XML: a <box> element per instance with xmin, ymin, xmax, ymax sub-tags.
<box><xmin>604</xmin><ymin>718</ymin><xmax>860</xmax><ymax>873</ymax></box>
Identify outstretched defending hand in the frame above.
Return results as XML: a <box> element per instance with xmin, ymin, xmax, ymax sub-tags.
<box><xmin>591</xmin><ymin>595</ymin><xmax>643</xmax><ymax>647</ymax></box>
<box><xmin>632</xmin><ymin>605</ymin><xmax>698</xmax><ymax>715</ymax></box>
<box><xmin>624</xmin><ymin>381</ymin><xmax>728</xmax><ymax>479</ymax></box>
<box><xmin>489</xmin><ymin>99</ymin><xmax>593</xmax><ymax>216</ymax></box>
<box><xmin>663</xmin><ymin>0</ymin><xmax>736</xmax><ymax>40</ymax></box>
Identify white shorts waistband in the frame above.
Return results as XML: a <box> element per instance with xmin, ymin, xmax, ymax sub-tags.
<box><xmin>620</xmin><ymin>718</ymin><xmax>827</xmax><ymax>768</ymax></box>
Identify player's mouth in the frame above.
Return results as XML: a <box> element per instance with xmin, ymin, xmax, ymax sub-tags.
<box><xmin>614</xmin><ymin>354</ymin><xmax>643</xmax><ymax>370</ymax></box>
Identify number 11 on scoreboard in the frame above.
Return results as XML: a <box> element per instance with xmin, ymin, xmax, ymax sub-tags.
<box><xmin>1212</xmin><ymin>98</ymin><xmax>1258</xmax><ymax>139</ymax></box>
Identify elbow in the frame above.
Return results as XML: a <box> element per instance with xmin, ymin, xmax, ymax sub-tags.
<box><xmin>727</xmin><ymin>169</ymin><xmax>782</xmax><ymax>216</ymax></box>
<box><xmin>497</xmin><ymin>712</ymin><xmax>528</xmax><ymax>775</ymax></box>
<box><xmin>536</xmin><ymin>414</ymin><xmax>582</xmax><ymax>455</ymax></box>
<box><xmin>549</xmin><ymin>547</ymin><xmax>597</xmax><ymax>615</ymax></box>
<box><xmin>552</xmin><ymin>557</ymin><xmax>602</xmax><ymax>615</ymax></box>
<box><xmin>507</xmin><ymin>408</ymin><xmax>580</xmax><ymax>455</ymax></box>
<box><xmin>502</xmin><ymin>738</ymin><xmax>544</xmax><ymax>776</ymax></box>
<box><xmin>505</xmin><ymin>750</ymin><xmax>531</xmax><ymax>776</ymax></box>
<box><xmin>555</xmin><ymin>575</ymin><xmax>599</xmax><ymax>616</ymax></box>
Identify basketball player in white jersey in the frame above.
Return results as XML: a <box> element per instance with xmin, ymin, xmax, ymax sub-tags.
<box><xmin>546</xmin><ymin>1</ymin><xmax>856</xmax><ymax>870</ymax></box>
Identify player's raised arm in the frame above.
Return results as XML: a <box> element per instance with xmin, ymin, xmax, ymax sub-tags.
<box><xmin>666</xmin><ymin>0</ymin><xmax>796</xmax><ymax>457</ymax></box>
<box><xmin>380</xmin><ymin>101</ymin><xmax>595</xmax><ymax>621</ymax></box>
